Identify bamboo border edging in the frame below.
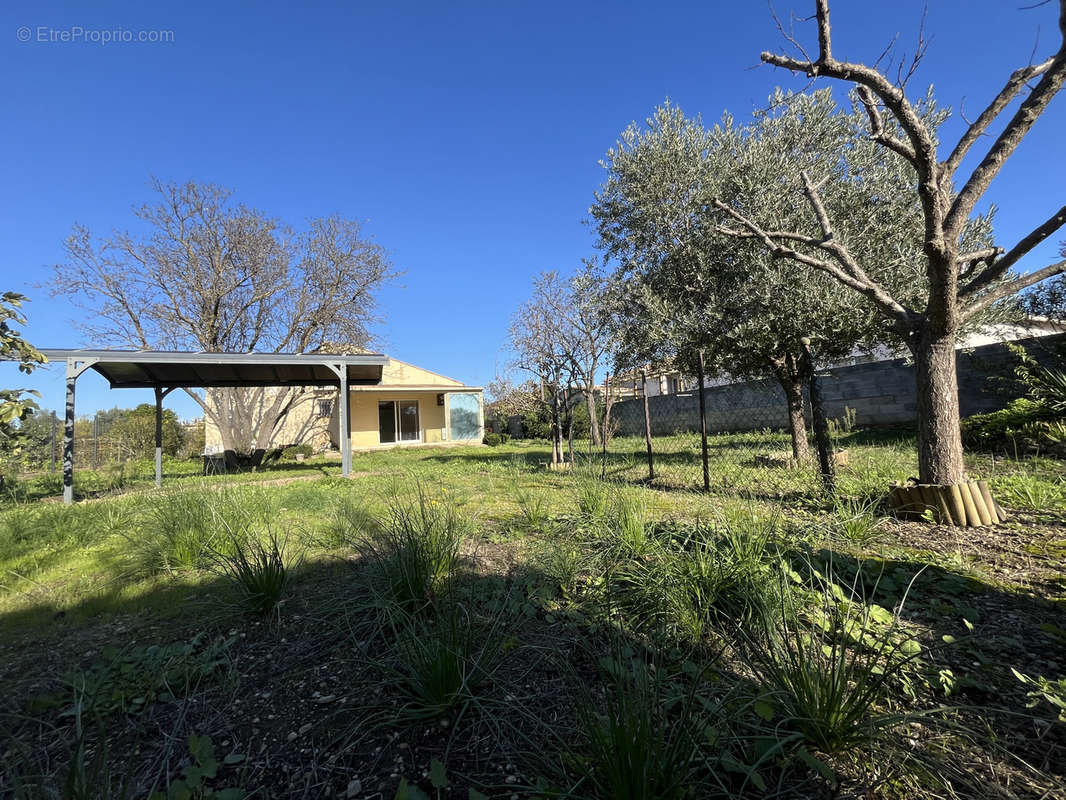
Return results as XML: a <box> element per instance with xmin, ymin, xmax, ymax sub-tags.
<box><xmin>888</xmin><ymin>480</ymin><xmax>1007</xmax><ymax>526</ymax></box>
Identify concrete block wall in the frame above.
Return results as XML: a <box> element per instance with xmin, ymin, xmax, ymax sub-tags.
<box><xmin>608</xmin><ymin>333</ymin><xmax>1064</xmax><ymax>437</ymax></box>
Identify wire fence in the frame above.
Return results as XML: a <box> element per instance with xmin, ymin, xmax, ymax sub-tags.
<box><xmin>594</xmin><ymin>367</ymin><xmax>828</xmax><ymax>499</ymax></box>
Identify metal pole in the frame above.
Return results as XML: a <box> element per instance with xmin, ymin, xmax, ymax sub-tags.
<box><xmin>696</xmin><ymin>350</ymin><xmax>710</xmax><ymax>492</ymax></box>
<box><xmin>640</xmin><ymin>370</ymin><xmax>654</xmax><ymax>482</ymax></box>
<box><xmin>339</xmin><ymin>369</ymin><xmax>351</xmax><ymax>476</ymax></box>
<box><xmin>92</xmin><ymin>412</ymin><xmax>98</xmax><ymax>471</ymax></box>
<box><xmin>63</xmin><ymin>363</ymin><xmax>76</xmax><ymax>504</ymax></box>
<box><xmin>800</xmin><ymin>338</ymin><xmax>835</xmax><ymax>496</ymax></box>
<box><xmin>154</xmin><ymin>386</ymin><xmax>164</xmax><ymax>488</ymax></box>
<box><xmin>601</xmin><ymin>373</ymin><xmax>610</xmax><ymax>480</ymax></box>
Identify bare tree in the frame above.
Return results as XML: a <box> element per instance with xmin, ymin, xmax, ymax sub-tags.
<box><xmin>508</xmin><ymin>272</ymin><xmax>576</xmax><ymax>465</ymax></box>
<box><xmin>713</xmin><ymin>0</ymin><xmax>1066</xmax><ymax>485</ymax></box>
<box><xmin>51</xmin><ymin>179</ymin><xmax>397</xmax><ymax>456</ymax></box>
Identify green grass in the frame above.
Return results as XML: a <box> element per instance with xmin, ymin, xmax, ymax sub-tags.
<box><xmin>0</xmin><ymin>432</ymin><xmax>1064</xmax><ymax>798</ymax></box>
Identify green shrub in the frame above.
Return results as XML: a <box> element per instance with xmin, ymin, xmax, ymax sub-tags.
<box><xmin>962</xmin><ymin>398</ymin><xmax>1064</xmax><ymax>456</ymax></box>
<box><xmin>279</xmin><ymin>443</ymin><xmax>314</xmax><ymax>460</ymax></box>
<box><xmin>483</xmin><ymin>432</ymin><xmax>509</xmax><ymax>447</ymax></box>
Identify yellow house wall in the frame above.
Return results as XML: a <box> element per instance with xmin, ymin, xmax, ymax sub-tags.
<box><xmin>349</xmin><ymin>391</ymin><xmax>449</xmax><ymax>449</ymax></box>
<box><xmin>380</xmin><ymin>359</ymin><xmax>463</xmax><ymax>387</ymax></box>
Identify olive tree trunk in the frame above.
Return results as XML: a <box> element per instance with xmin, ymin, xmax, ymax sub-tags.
<box><xmin>911</xmin><ymin>330</ymin><xmax>966</xmax><ymax>485</ymax></box>
<box><xmin>773</xmin><ymin>355</ymin><xmax>811</xmax><ymax>463</ymax></box>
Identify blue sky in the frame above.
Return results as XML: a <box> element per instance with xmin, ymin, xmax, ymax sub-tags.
<box><xmin>2</xmin><ymin>0</ymin><xmax>1064</xmax><ymax>419</ymax></box>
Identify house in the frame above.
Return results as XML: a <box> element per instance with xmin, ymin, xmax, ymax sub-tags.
<box><xmin>204</xmin><ymin>356</ymin><xmax>484</xmax><ymax>453</ymax></box>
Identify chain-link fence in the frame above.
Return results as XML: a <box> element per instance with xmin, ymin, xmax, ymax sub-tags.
<box><xmin>597</xmin><ymin>370</ymin><xmax>826</xmax><ymax>499</ymax></box>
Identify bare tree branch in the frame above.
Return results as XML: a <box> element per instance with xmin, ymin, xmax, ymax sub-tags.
<box><xmin>943</xmin><ymin>56</ymin><xmax>1056</xmax><ymax>176</ymax></box>
<box><xmin>959</xmin><ymin>204</ymin><xmax>1066</xmax><ymax>297</ymax></box>
<box><xmin>963</xmin><ymin>259</ymin><xmax>1066</xmax><ymax>319</ymax></box>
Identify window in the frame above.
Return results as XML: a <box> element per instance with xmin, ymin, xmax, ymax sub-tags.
<box><xmin>447</xmin><ymin>393</ymin><xmax>480</xmax><ymax>441</ymax></box>
<box><xmin>378</xmin><ymin>400</ymin><xmax>420</xmax><ymax>444</ymax></box>
<box><xmin>317</xmin><ymin>399</ymin><xmax>333</xmax><ymax>418</ymax></box>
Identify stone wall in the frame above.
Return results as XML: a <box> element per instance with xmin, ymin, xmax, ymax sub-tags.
<box><xmin>608</xmin><ymin>333</ymin><xmax>1064</xmax><ymax>437</ymax></box>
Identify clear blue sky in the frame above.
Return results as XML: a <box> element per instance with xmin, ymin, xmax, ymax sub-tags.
<box><xmin>2</xmin><ymin>0</ymin><xmax>1064</xmax><ymax>419</ymax></box>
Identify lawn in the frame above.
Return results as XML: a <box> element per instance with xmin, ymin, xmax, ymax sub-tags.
<box><xmin>1</xmin><ymin>435</ymin><xmax>1064</xmax><ymax>799</ymax></box>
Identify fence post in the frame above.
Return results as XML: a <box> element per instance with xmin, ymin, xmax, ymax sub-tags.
<box><xmin>92</xmin><ymin>413</ymin><xmax>98</xmax><ymax>470</ymax></box>
<box><xmin>696</xmin><ymin>350</ymin><xmax>710</xmax><ymax>492</ymax></box>
<box><xmin>51</xmin><ymin>411</ymin><xmax>57</xmax><ymax>473</ymax></box>
<box><xmin>800</xmin><ymin>338</ymin><xmax>835</xmax><ymax>495</ymax></box>
<box><xmin>601</xmin><ymin>372</ymin><xmax>611</xmax><ymax>480</ymax></box>
<box><xmin>640</xmin><ymin>370</ymin><xmax>654</xmax><ymax>481</ymax></box>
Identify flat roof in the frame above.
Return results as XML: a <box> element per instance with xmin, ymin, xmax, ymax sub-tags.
<box><xmin>40</xmin><ymin>349</ymin><xmax>389</xmax><ymax>389</ymax></box>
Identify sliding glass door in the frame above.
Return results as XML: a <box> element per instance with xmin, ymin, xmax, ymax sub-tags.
<box><xmin>378</xmin><ymin>400</ymin><xmax>420</xmax><ymax>444</ymax></box>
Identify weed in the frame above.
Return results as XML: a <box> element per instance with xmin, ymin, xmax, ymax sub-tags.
<box><xmin>211</xmin><ymin>529</ymin><xmax>299</xmax><ymax>615</ymax></box>
<box><xmin>513</xmin><ymin>484</ymin><xmax>549</xmax><ymax>529</ymax></box>
<box><xmin>150</xmin><ymin>734</ymin><xmax>246</xmax><ymax>800</ymax></box>
<box><xmin>573</xmin><ymin>473</ymin><xmax>609</xmax><ymax>520</ymax></box>
<box><xmin>127</xmin><ymin>485</ymin><xmax>272</xmax><ymax>574</ymax></box>
<box><xmin>392</xmin><ymin>602</ymin><xmax>504</xmax><ymax>716</ymax></box>
<box><xmin>739</xmin><ymin>574</ymin><xmax>929</xmax><ymax>758</ymax></box>
<box><xmin>828</xmin><ymin>496</ymin><xmax>886</xmax><ymax>545</ymax></box>
<box><xmin>993</xmin><ymin>473</ymin><xmax>1066</xmax><ymax>511</ymax></box>
<box><xmin>322</xmin><ymin>492</ymin><xmax>380</xmax><ymax>547</ymax></box>
<box><xmin>611</xmin><ymin>491</ymin><xmax>648</xmax><ymax>555</ymax></box>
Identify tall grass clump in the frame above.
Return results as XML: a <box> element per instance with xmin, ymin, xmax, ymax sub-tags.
<box><xmin>211</xmin><ymin>529</ymin><xmax>300</xmax><ymax>615</ymax></box>
<box><xmin>611</xmin><ymin>491</ymin><xmax>648</xmax><ymax>555</ymax></box>
<box><xmin>609</xmin><ymin>514</ymin><xmax>779</xmax><ymax>642</ymax></box>
<box><xmin>739</xmin><ymin>571</ymin><xmax>929</xmax><ymax>760</ymax></box>
<box><xmin>357</xmin><ymin>486</ymin><xmax>467</xmax><ymax>617</ymax></box>
<box><xmin>513</xmin><ymin>483</ymin><xmax>549</xmax><ymax>529</ymax></box>
<box><xmin>391</xmin><ymin>600</ymin><xmax>505</xmax><ymax>716</ymax></box>
<box><xmin>127</xmin><ymin>484</ymin><xmax>272</xmax><ymax>574</ymax></box>
<box><xmin>572</xmin><ymin>651</ymin><xmax>706</xmax><ymax>800</ymax></box>
<box><xmin>573</xmin><ymin>472</ymin><xmax>609</xmax><ymax>520</ymax></box>
<box><xmin>828</xmin><ymin>496</ymin><xmax>886</xmax><ymax>544</ymax></box>
<box><xmin>321</xmin><ymin>491</ymin><xmax>380</xmax><ymax>547</ymax></box>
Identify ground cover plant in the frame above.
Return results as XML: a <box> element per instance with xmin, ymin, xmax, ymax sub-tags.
<box><xmin>0</xmin><ymin>434</ymin><xmax>1064</xmax><ymax>798</ymax></box>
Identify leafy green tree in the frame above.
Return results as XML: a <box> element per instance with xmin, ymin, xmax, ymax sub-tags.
<box><xmin>107</xmin><ymin>404</ymin><xmax>185</xmax><ymax>459</ymax></box>
<box><xmin>592</xmin><ymin>97</ymin><xmax>891</xmax><ymax>461</ymax></box>
<box><xmin>713</xmin><ymin>0</ymin><xmax>1066</xmax><ymax>484</ymax></box>
<box><xmin>0</xmin><ymin>293</ymin><xmax>47</xmax><ymax>459</ymax></box>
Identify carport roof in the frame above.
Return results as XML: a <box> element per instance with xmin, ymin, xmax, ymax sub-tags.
<box><xmin>39</xmin><ymin>349</ymin><xmax>389</xmax><ymax>389</ymax></box>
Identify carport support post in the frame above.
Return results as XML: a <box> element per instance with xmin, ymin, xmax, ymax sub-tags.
<box><xmin>154</xmin><ymin>387</ymin><xmax>164</xmax><ymax>488</ymax></box>
<box><xmin>339</xmin><ymin>369</ymin><xmax>351</xmax><ymax>476</ymax></box>
<box><xmin>63</xmin><ymin>361</ymin><xmax>77</xmax><ymax>504</ymax></box>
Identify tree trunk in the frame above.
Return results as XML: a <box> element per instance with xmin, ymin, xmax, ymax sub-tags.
<box><xmin>774</xmin><ymin>358</ymin><xmax>811</xmax><ymax>464</ymax></box>
<box><xmin>550</xmin><ymin>384</ymin><xmax>563</xmax><ymax>465</ymax></box>
<box><xmin>586</xmin><ymin>387</ymin><xmax>601</xmax><ymax>447</ymax></box>
<box><xmin>911</xmin><ymin>329</ymin><xmax>966</xmax><ymax>485</ymax></box>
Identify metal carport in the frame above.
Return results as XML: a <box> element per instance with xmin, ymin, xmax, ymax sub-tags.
<box><xmin>38</xmin><ymin>350</ymin><xmax>390</xmax><ymax>503</ymax></box>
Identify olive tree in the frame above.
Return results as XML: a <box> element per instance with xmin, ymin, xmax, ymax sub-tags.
<box><xmin>714</xmin><ymin>0</ymin><xmax>1066</xmax><ymax>485</ymax></box>
<box><xmin>592</xmin><ymin>99</ymin><xmax>888</xmax><ymax>462</ymax></box>
<box><xmin>51</xmin><ymin>179</ymin><xmax>397</xmax><ymax>457</ymax></box>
